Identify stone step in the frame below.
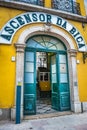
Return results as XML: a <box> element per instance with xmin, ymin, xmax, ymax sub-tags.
<box><xmin>24</xmin><ymin>111</ymin><xmax>72</xmax><ymax>120</ymax></box>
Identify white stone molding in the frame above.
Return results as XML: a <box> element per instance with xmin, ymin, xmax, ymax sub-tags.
<box><xmin>17</xmin><ymin>25</ymin><xmax>75</xmax><ymax>51</ymax></box>
<box><xmin>68</xmin><ymin>49</ymin><xmax>81</xmax><ymax>113</ymax></box>
<box><xmin>11</xmin><ymin>43</ymin><xmax>26</xmax><ymax>120</ymax></box>
<box><xmin>12</xmin><ymin>24</ymin><xmax>82</xmax><ymax>120</ymax></box>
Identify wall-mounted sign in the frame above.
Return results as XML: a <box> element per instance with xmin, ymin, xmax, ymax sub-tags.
<box><xmin>0</xmin><ymin>12</ymin><xmax>86</xmax><ymax>52</ymax></box>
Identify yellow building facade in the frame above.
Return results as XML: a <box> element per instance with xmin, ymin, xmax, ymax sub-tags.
<box><xmin>0</xmin><ymin>0</ymin><xmax>87</xmax><ymax>120</ymax></box>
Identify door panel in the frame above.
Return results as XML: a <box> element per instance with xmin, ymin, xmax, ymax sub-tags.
<box><xmin>24</xmin><ymin>51</ymin><xmax>36</xmax><ymax>115</ymax></box>
<box><xmin>51</xmin><ymin>53</ymin><xmax>70</xmax><ymax>111</ymax></box>
<box><xmin>59</xmin><ymin>53</ymin><xmax>70</xmax><ymax>110</ymax></box>
<box><xmin>51</xmin><ymin>54</ymin><xmax>60</xmax><ymax>110</ymax></box>
<box><xmin>24</xmin><ymin>94</ymin><xmax>35</xmax><ymax>115</ymax></box>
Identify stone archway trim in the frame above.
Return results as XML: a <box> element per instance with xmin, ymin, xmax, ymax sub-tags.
<box><xmin>18</xmin><ymin>25</ymin><xmax>75</xmax><ymax>50</ymax></box>
<box><xmin>11</xmin><ymin>25</ymin><xmax>82</xmax><ymax>120</ymax></box>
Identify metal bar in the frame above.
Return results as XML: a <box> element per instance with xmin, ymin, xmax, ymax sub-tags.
<box><xmin>16</xmin><ymin>85</ymin><xmax>21</xmax><ymax>124</ymax></box>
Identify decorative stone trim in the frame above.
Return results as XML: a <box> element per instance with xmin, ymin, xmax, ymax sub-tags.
<box><xmin>68</xmin><ymin>49</ymin><xmax>77</xmax><ymax>57</ymax></box>
<box><xmin>15</xmin><ymin>43</ymin><xmax>26</xmax><ymax>53</ymax></box>
<box><xmin>17</xmin><ymin>25</ymin><xmax>75</xmax><ymax>51</ymax></box>
<box><xmin>68</xmin><ymin>49</ymin><xmax>81</xmax><ymax>113</ymax></box>
<box><xmin>11</xmin><ymin>43</ymin><xmax>26</xmax><ymax>120</ymax></box>
<box><xmin>11</xmin><ymin>25</ymin><xmax>82</xmax><ymax>120</ymax></box>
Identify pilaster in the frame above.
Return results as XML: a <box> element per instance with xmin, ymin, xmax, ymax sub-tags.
<box><xmin>68</xmin><ymin>49</ymin><xmax>81</xmax><ymax>113</ymax></box>
<box><xmin>11</xmin><ymin>43</ymin><xmax>26</xmax><ymax>120</ymax></box>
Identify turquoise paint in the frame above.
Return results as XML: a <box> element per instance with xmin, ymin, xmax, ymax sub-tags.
<box><xmin>24</xmin><ymin>35</ymin><xmax>70</xmax><ymax>115</ymax></box>
<box><xmin>16</xmin><ymin>85</ymin><xmax>21</xmax><ymax>124</ymax></box>
<box><xmin>24</xmin><ymin>51</ymin><xmax>36</xmax><ymax>115</ymax></box>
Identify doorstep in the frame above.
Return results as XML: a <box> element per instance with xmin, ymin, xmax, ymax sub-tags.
<box><xmin>24</xmin><ymin>111</ymin><xmax>72</xmax><ymax>120</ymax></box>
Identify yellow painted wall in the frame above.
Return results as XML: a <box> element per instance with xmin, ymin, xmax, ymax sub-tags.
<box><xmin>69</xmin><ymin>19</ymin><xmax>87</xmax><ymax>101</ymax></box>
<box><xmin>0</xmin><ymin>7</ymin><xmax>25</xmax><ymax>108</ymax></box>
<box><xmin>0</xmin><ymin>0</ymin><xmax>87</xmax><ymax>108</ymax></box>
<box><xmin>76</xmin><ymin>0</ymin><xmax>86</xmax><ymax>16</ymax></box>
<box><xmin>45</xmin><ymin>0</ymin><xmax>51</xmax><ymax>8</ymax></box>
<box><xmin>0</xmin><ymin>45</ymin><xmax>15</xmax><ymax>108</ymax></box>
<box><xmin>77</xmin><ymin>53</ymin><xmax>87</xmax><ymax>101</ymax></box>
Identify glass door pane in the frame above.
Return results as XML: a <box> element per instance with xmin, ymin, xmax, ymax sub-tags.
<box><xmin>58</xmin><ymin>53</ymin><xmax>70</xmax><ymax>110</ymax></box>
<box><xmin>24</xmin><ymin>51</ymin><xmax>36</xmax><ymax>115</ymax></box>
<box><xmin>51</xmin><ymin>54</ymin><xmax>59</xmax><ymax>110</ymax></box>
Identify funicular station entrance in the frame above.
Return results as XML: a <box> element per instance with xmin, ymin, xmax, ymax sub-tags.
<box><xmin>24</xmin><ymin>35</ymin><xmax>70</xmax><ymax>115</ymax></box>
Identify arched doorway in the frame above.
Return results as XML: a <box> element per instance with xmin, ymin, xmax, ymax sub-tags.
<box><xmin>12</xmin><ymin>25</ymin><xmax>82</xmax><ymax>120</ymax></box>
<box><xmin>24</xmin><ymin>35</ymin><xmax>70</xmax><ymax>115</ymax></box>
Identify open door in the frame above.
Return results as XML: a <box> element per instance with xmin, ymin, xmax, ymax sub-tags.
<box><xmin>51</xmin><ymin>53</ymin><xmax>70</xmax><ymax>111</ymax></box>
<box><xmin>58</xmin><ymin>53</ymin><xmax>70</xmax><ymax>110</ymax></box>
<box><xmin>51</xmin><ymin>54</ymin><xmax>60</xmax><ymax>110</ymax></box>
<box><xmin>24</xmin><ymin>51</ymin><xmax>36</xmax><ymax>115</ymax></box>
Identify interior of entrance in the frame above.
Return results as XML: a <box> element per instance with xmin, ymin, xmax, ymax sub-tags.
<box><xmin>36</xmin><ymin>52</ymin><xmax>57</xmax><ymax>114</ymax></box>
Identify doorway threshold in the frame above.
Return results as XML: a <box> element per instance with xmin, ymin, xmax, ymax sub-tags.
<box><xmin>24</xmin><ymin>111</ymin><xmax>72</xmax><ymax>120</ymax></box>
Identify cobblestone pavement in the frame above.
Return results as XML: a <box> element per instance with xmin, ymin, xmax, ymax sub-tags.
<box><xmin>0</xmin><ymin>112</ymin><xmax>87</xmax><ymax>130</ymax></box>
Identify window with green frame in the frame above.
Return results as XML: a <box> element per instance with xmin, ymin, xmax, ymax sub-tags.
<box><xmin>26</xmin><ymin>35</ymin><xmax>66</xmax><ymax>51</ymax></box>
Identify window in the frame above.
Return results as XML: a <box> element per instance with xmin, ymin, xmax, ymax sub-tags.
<box><xmin>39</xmin><ymin>72</ymin><xmax>50</xmax><ymax>81</ymax></box>
<box><xmin>14</xmin><ymin>0</ymin><xmax>44</xmax><ymax>6</ymax></box>
<box><xmin>26</xmin><ymin>35</ymin><xmax>66</xmax><ymax>51</ymax></box>
<box><xmin>51</xmin><ymin>0</ymin><xmax>81</xmax><ymax>15</ymax></box>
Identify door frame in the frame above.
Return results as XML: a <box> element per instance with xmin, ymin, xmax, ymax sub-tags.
<box><xmin>11</xmin><ymin>26</ymin><xmax>82</xmax><ymax>120</ymax></box>
<box><xmin>24</xmin><ymin>47</ymin><xmax>70</xmax><ymax>114</ymax></box>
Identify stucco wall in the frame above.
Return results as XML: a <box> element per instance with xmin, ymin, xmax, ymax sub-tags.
<box><xmin>0</xmin><ymin>0</ymin><xmax>87</xmax><ymax>110</ymax></box>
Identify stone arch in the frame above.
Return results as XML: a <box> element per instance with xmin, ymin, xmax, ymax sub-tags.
<box><xmin>11</xmin><ymin>24</ymin><xmax>82</xmax><ymax>120</ymax></box>
<box><xmin>17</xmin><ymin>25</ymin><xmax>75</xmax><ymax>50</ymax></box>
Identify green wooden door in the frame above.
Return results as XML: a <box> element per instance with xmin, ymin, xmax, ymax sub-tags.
<box><xmin>58</xmin><ymin>53</ymin><xmax>70</xmax><ymax>110</ymax></box>
<box><xmin>51</xmin><ymin>54</ymin><xmax>60</xmax><ymax>110</ymax></box>
<box><xmin>24</xmin><ymin>51</ymin><xmax>36</xmax><ymax>115</ymax></box>
<box><xmin>51</xmin><ymin>53</ymin><xmax>70</xmax><ymax>111</ymax></box>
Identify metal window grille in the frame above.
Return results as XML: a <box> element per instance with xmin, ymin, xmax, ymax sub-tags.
<box><xmin>52</xmin><ymin>0</ymin><xmax>81</xmax><ymax>15</ymax></box>
<box><xmin>73</xmin><ymin>1</ymin><xmax>81</xmax><ymax>15</ymax></box>
<box><xmin>14</xmin><ymin>0</ymin><xmax>44</xmax><ymax>6</ymax></box>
